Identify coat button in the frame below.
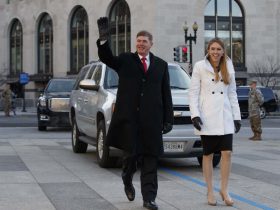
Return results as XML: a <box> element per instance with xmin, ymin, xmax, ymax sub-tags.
<box><xmin>212</xmin><ymin>91</ymin><xmax>215</xmax><ymax>94</ymax></box>
<box><xmin>137</xmin><ymin>107</ymin><xmax>139</xmax><ymax>111</ymax></box>
<box><xmin>212</xmin><ymin>79</ymin><xmax>214</xmax><ymax>81</ymax></box>
<box><xmin>221</xmin><ymin>91</ymin><xmax>223</xmax><ymax>94</ymax></box>
<box><xmin>221</xmin><ymin>79</ymin><xmax>223</xmax><ymax>82</ymax></box>
<box><xmin>141</xmin><ymin>93</ymin><xmax>144</xmax><ymax>96</ymax></box>
<box><xmin>142</xmin><ymin>79</ymin><xmax>146</xmax><ymax>82</ymax></box>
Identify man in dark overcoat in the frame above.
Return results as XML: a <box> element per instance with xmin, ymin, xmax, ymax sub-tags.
<box><xmin>97</xmin><ymin>17</ymin><xmax>173</xmax><ymax>210</ymax></box>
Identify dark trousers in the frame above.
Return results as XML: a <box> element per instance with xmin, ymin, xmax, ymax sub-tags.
<box><xmin>122</xmin><ymin>152</ymin><xmax>158</xmax><ymax>201</ymax></box>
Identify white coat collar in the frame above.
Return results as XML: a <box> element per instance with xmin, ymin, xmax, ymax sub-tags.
<box><xmin>203</xmin><ymin>55</ymin><xmax>235</xmax><ymax>74</ymax></box>
<box><xmin>204</xmin><ymin>55</ymin><xmax>215</xmax><ymax>74</ymax></box>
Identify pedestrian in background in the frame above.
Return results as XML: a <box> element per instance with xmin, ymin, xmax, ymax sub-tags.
<box><xmin>248</xmin><ymin>80</ymin><xmax>264</xmax><ymax>140</ymax></box>
<box><xmin>189</xmin><ymin>38</ymin><xmax>241</xmax><ymax>206</ymax></box>
<box><xmin>1</xmin><ymin>84</ymin><xmax>12</xmax><ymax>117</ymax></box>
<box><xmin>11</xmin><ymin>91</ymin><xmax>17</xmax><ymax>116</ymax></box>
<box><xmin>96</xmin><ymin>17</ymin><xmax>173</xmax><ymax>210</ymax></box>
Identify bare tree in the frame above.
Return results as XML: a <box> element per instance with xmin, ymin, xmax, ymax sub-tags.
<box><xmin>250</xmin><ymin>56</ymin><xmax>280</xmax><ymax>88</ymax></box>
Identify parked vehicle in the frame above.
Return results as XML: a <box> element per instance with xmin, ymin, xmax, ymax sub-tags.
<box><xmin>237</xmin><ymin>86</ymin><xmax>278</xmax><ymax>119</ymax></box>
<box><xmin>69</xmin><ymin>61</ymin><xmax>221</xmax><ymax>168</ymax></box>
<box><xmin>37</xmin><ymin>78</ymin><xmax>76</xmax><ymax>131</ymax></box>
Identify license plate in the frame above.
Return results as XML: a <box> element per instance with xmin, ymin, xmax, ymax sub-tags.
<box><xmin>164</xmin><ymin>142</ymin><xmax>184</xmax><ymax>152</ymax></box>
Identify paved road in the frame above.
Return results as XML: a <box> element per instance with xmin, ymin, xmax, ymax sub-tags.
<box><xmin>0</xmin><ymin>117</ymin><xmax>279</xmax><ymax>210</ymax></box>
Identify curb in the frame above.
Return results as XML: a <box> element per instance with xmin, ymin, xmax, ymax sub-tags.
<box><xmin>0</xmin><ymin>108</ymin><xmax>36</xmax><ymax>116</ymax></box>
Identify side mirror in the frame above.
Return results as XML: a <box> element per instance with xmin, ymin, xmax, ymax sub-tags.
<box><xmin>79</xmin><ymin>79</ymin><xmax>99</xmax><ymax>91</ymax></box>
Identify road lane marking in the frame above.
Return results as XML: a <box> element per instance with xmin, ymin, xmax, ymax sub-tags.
<box><xmin>161</xmin><ymin>168</ymin><xmax>275</xmax><ymax>210</ymax></box>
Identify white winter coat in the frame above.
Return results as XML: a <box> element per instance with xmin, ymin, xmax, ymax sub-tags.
<box><xmin>189</xmin><ymin>57</ymin><xmax>241</xmax><ymax>135</ymax></box>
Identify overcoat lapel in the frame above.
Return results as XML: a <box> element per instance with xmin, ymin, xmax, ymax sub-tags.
<box><xmin>147</xmin><ymin>53</ymin><xmax>155</xmax><ymax>76</ymax></box>
<box><xmin>133</xmin><ymin>52</ymin><xmax>146</xmax><ymax>74</ymax></box>
<box><xmin>133</xmin><ymin>52</ymin><xmax>155</xmax><ymax>76</ymax></box>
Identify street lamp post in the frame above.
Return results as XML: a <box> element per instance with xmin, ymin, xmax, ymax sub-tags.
<box><xmin>183</xmin><ymin>21</ymin><xmax>198</xmax><ymax>71</ymax></box>
<box><xmin>16</xmin><ymin>24</ymin><xmax>26</xmax><ymax>112</ymax></box>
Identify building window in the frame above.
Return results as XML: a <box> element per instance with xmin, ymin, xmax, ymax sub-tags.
<box><xmin>109</xmin><ymin>0</ymin><xmax>131</xmax><ymax>55</ymax></box>
<box><xmin>10</xmin><ymin>19</ymin><xmax>22</xmax><ymax>75</ymax></box>
<box><xmin>70</xmin><ymin>7</ymin><xmax>89</xmax><ymax>73</ymax></box>
<box><xmin>38</xmin><ymin>13</ymin><xmax>53</xmax><ymax>74</ymax></box>
<box><xmin>204</xmin><ymin>0</ymin><xmax>245</xmax><ymax>68</ymax></box>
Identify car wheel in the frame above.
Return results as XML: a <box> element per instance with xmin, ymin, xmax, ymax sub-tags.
<box><xmin>38</xmin><ymin>125</ymin><xmax>46</xmax><ymax>131</ymax></box>
<box><xmin>197</xmin><ymin>153</ymin><xmax>221</xmax><ymax>168</ymax></box>
<box><xmin>72</xmin><ymin>117</ymin><xmax>88</xmax><ymax>153</ymax></box>
<box><xmin>96</xmin><ymin>120</ymin><xmax>118</xmax><ymax>168</ymax></box>
<box><xmin>260</xmin><ymin>107</ymin><xmax>266</xmax><ymax>119</ymax></box>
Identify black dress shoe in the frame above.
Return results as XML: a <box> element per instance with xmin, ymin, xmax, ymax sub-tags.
<box><xmin>124</xmin><ymin>183</ymin><xmax>135</xmax><ymax>201</ymax></box>
<box><xmin>143</xmin><ymin>200</ymin><xmax>158</xmax><ymax>210</ymax></box>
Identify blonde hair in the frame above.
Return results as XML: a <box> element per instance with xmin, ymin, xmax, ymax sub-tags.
<box><xmin>207</xmin><ymin>38</ymin><xmax>230</xmax><ymax>85</ymax></box>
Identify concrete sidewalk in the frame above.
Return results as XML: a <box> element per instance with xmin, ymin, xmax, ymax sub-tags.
<box><xmin>0</xmin><ymin>125</ymin><xmax>280</xmax><ymax>210</ymax></box>
<box><xmin>0</xmin><ymin>107</ymin><xmax>36</xmax><ymax>117</ymax></box>
<box><xmin>267</xmin><ymin>111</ymin><xmax>280</xmax><ymax>117</ymax></box>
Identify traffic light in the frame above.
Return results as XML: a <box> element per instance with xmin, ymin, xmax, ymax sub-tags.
<box><xmin>173</xmin><ymin>47</ymin><xmax>180</xmax><ymax>62</ymax></box>
<box><xmin>182</xmin><ymin>46</ymin><xmax>188</xmax><ymax>62</ymax></box>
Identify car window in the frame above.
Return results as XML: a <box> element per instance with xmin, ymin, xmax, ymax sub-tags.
<box><xmin>104</xmin><ymin>66</ymin><xmax>119</xmax><ymax>89</ymax></box>
<box><xmin>237</xmin><ymin>88</ymin><xmax>249</xmax><ymax>96</ymax></box>
<box><xmin>104</xmin><ymin>65</ymin><xmax>191</xmax><ymax>90</ymax></box>
<box><xmin>46</xmin><ymin>80</ymin><xmax>75</xmax><ymax>92</ymax></box>
<box><xmin>168</xmin><ymin>65</ymin><xmax>190</xmax><ymax>90</ymax></box>
<box><xmin>260</xmin><ymin>88</ymin><xmax>274</xmax><ymax>100</ymax></box>
<box><xmin>85</xmin><ymin>65</ymin><xmax>97</xmax><ymax>79</ymax></box>
<box><xmin>92</xmin><ymin>65</ymin><xmax>102</xmax><ymax>85</ymax></box>
<box><xmin>73</xmin><ymin>66</ymin><xmax>90</xmax><ymax>90</ymax></box>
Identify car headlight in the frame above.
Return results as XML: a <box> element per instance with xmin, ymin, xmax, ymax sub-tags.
<box><xmin>39</xmin><ymin>97</ymin><xmax>47</xmax><ymax>107</ymax></box>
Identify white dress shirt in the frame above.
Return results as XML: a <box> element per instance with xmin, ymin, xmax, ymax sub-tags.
<box><xmin>138</xmin><ymin>53</ymin><xmax>150</xmax><ymax>70</ymax></box>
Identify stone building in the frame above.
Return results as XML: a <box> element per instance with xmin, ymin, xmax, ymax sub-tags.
<box><xmin>0</xmin><ymin>0</ymin><xmax>279</xmax><ymax>103</ymax></box>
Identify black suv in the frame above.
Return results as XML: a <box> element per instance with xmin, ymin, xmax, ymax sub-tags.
<box><xmin>237</xmin><ymin>86</ymin><xmax>278</xmax><ymax>119</ymax></box>
<box><xmin>37</xmin><ymin>78</ymin><xmax>75</xmax><ymax>131</ymax></box>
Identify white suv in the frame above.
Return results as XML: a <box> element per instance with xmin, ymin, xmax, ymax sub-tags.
<box><xmin>69</xmin><ymin>61</ymin><xmax>221</xmax><ymax>168</ymax></box>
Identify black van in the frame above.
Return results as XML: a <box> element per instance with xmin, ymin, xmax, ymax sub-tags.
<box><xmin>237</xmin><ymin>86</ymin><xmax>278</xmax><ymax>119</ymax></box>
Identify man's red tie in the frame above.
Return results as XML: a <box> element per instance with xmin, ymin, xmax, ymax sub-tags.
<box><xmin>141</xmin><ymin>57</ymin><xmax>147</xmax><ymax>73</ymax></box>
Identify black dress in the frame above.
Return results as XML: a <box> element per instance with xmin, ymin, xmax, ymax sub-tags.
<box><xmin>200</xmin><ymin>134</ymin><xmax>233</xmax><ymax>155</ymax></box>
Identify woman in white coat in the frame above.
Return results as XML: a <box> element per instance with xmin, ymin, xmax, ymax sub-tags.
<box><xmin>189</xmin><ymin>38</ymin><xmax>241</xmax><ymax>206</ymax></box>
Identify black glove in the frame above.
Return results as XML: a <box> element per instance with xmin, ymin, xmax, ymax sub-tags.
<box><xmin>192</xmin><ymin>117</ymin><xmax>203</xmax><ymax>131</ymax></box>
<box><xmin>162</xmin><ymin>123</ymin><xmax>172</xmax><ymax>134</ymax></box>
<box><xmin>234</xmin><ymin>120</ymin><xmax>241</xmax><ymax>133</ymax></box>
<box><xmin>97</xmin><ymin>17</ymin><xmax>110</xmax><ymax>41</ymax></box>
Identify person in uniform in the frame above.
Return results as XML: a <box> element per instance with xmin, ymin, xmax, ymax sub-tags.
<box><xmin>1</xmin><ymin>84</ymin><xmax>12</xmax><ymax>117</ymax></box>
<box><xmin>189</xmin><ymin>38</ymin><xmax>241</xmax><ymax>206</ymax></box>
<box><xmin>248</xmin><ymin>80</ymin><xmax>264</xmax><ymax>140</ymax></box>
<box><xmin>96</xmin><ymin>17</ymin><xmax>173</xmax><ymax>210</ymax></box>
<box><xmin>11</xmin><ymin>91</ymin><xmax>17</xmax><ymax>116</ymax></box>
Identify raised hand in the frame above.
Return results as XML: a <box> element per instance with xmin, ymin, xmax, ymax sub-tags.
<box><xmin>97</xmin><ymin>17</ymin><xmax>110</xmax><ymax>41</ymax></box>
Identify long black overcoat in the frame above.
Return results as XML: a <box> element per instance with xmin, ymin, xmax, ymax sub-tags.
<box><xmin>97</xmin><ymin>40</ymin><xmax>173</xmax><ymax>156</ymax></box>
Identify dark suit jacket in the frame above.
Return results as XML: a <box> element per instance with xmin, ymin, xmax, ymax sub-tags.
<box><xmin>97</xmin><ymin>40</ymin><xmax>173</xmax><ymax>156</ymax></box>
